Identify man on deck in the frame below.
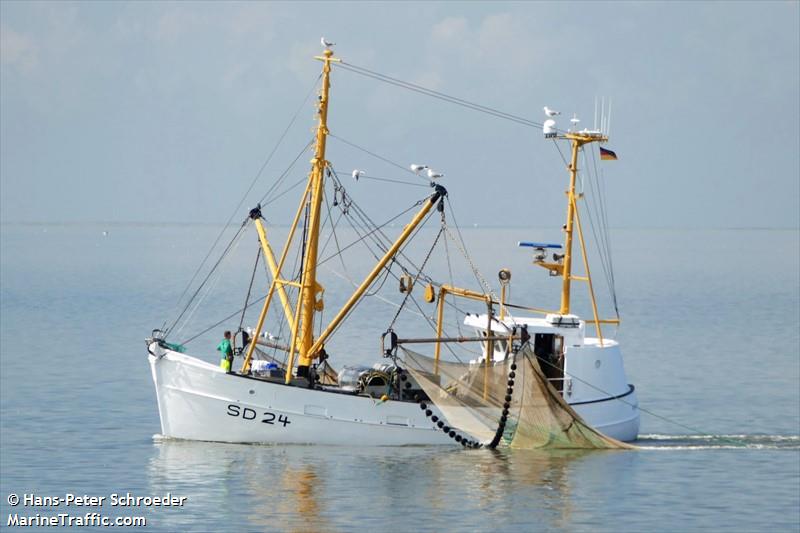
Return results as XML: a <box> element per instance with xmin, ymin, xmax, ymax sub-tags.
<box><xmin>217</xmin><ymin>331</ymin><xmax>234</xmax><ymax>373</ymax></box>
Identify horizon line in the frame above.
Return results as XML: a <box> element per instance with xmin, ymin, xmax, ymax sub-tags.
<box><xmin>1</xmin><ymin>220</ymin><xmax>798</xmax><ymax>231</ymax></box>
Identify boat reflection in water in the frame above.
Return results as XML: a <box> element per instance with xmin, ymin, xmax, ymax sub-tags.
<box><xmin>146</xmin><ymin>438</ymin><xmax>635</xmax><ymax>530</ymax></box>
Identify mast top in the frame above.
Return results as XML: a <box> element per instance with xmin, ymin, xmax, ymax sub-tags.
<box><xmin>315</xmin><ymin>48</ymin><xmax>341</xmax><ymax>63</ymax></box>
<box><xmin>563</xmin><ymin>130</ymin><xmax>607</xmax><ymax>145</ymax></box>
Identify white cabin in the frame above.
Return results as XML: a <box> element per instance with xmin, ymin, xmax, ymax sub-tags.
<box><xmin>465</xmin><ymin>312</ymin><xmax>640</xmax><ymax>441</ymax></box>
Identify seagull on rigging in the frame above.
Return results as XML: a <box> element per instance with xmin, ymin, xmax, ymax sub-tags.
<box><xmin>352</xmin><ymin>169</ymin><xmax>365</xmax><ymax>181</ymax></box>
<box><xmin>427</xmin><ymin>168</ymin><xmax>444</xmax><ymax>180</ymax></box>
<box><xmin>410</xmin><ymin>164</ymin><xmax>428</xmax><ymax>174</ymax></box>
<box><xmin>543</xmin><ymin>106</ymin><xmax>561</xmax><ymax>117</ymax></box>
<box><xmin>321</xmin><ymin>37</ymin><xmax>335</xmax><ymax>48</ymax></box>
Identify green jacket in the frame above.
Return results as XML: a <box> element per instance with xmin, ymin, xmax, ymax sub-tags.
<box><xmin>217</xmin><ymin>339</ymin><xmax>233</xmax><ymax>360</ymax></box>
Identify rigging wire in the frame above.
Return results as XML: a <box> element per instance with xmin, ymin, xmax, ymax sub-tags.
<box><xmin>173</xmin><ymin>225</ymin><xmax>249</xmax><ymax>340</ymax></box>
<box><xmin>443</xmin><ymin>197</ymin><xmax>498</xmax><ymax>300</ymax></box>
<box><xmin>325</xmin><ymin>208</ymin><xmax>467</xmax><ymax>364</ymax></box>
<box><xmin>317</xmin><ymin>202</ymin><xmax>422</xmax><ymax>267</ymax></box>
<box><xmin>257</xmin><ymin>240</ymin><xmax>287</xmax><ymax>356</ymax></box>
<box><xmin>347</xmin><ymin>196</ymin><xmax>475</xmax><ymax>363</ymax></box>
<box><xmin>168</xmin><ymin>74</ymin><xmax>321</xmax><ymax>322</ymax></box>
<box><xmin>259</xmin><ymin>139</ymin><xmax>315</xmax><ymax>206</ymax></box>
<box><xmin>584</xmin><ymin>152</ymin><xmax>614</xmax><ymax>298</ymax></box>
<box><xmin>548</xmin><ymin>137</ymin><xmax>620</xmax><ymax>320</ymax></box>
<box><xmin>166</xmin><ymin>221</ymin><xmax>248</xmax><ymax>338</ymax></box>
<box><xmin>324</xmin><ymin>167</ymin><xmax>434</xmax><ymax>279</ymax></box>
<box><xmin>590</xmin><ymin>145</ymin><xmax>619</xmax><ymax>315</ymax></box>
<box><xmin>582</xmin><ymin>145</ymin><xmax>619</xmax><ymax>316</ymax></box>
<box><xmin>348</xmin><ymin>193</ymin><xmax>437</xmax><ymax>288</ymax></box>
<box><xmin>441</xmin><ymin>220</ymin><xmax>464</xmax><ymax>337</ymax></box>
<box><xmin>323</xmin><ymin>265</ymin><xmax>428</xmax><ymax>323</ymax></box>
<box><xmin>313</xmin><ymin>206</ymin><xmax>439</xmax><ymax>350</ymax></box>
<box><xmin>181</xmin><ymin>295</ymin><xmax>266</xmax><ymax>345</ymax></box>
<box><xmin>166</xmin><ymin>138</ymin><xmax>314</xmax><ymax>339</ymax></box>
<box><xmin>319</xmin><ymin>182</ymin><xmax>392</xmax><ymax>298</ymax></box>
<box><xmin>535</xmin><ymin>355</ymin><xmax>717</xmax><ymax>439</ymax></box>
<box><xmin>329</xmin><ymin>134</ymin><xmax>429</xmax><ymax>182</ymax></box>
<box><xmin>579</xmin><ymin>149</ymin><xmax>611</xmax><ymax>288</ymax></box>
<box><xmin>240</xmin><ymin>74</ymin><xmax>321</xmax><ymax>220</ymax></box>
<box><xmin>330</xmin><ymin>168</ymin><xmax>430</xmax><ymax>188</ymax></box>
<box><xmin>319</xmin><ymin>187</ymin><xmax>349</xmax><ymax>267</ymax></box>
<box><xmin>338</xmin><ymin>62</ymin><xmax>546</xmax><ymax>130</ymax></box>
<box><xmin>310</xmin><ymin>172</ymin><xmax>458</xmax><ymax>351</ymax></box>
<box><xmin>386</xmin><ymin>227</ymin><xmax>444</xmax><ymax>331</ymax></box>
<box><xmin>238</xmin><ymin>248</ymin><xmax>262</xmax><ymax>332</ymax></box>
<box><xmin>552</xmin><ymin>138</ymin><xmax>570</xmax><ymax>168</ymax></box>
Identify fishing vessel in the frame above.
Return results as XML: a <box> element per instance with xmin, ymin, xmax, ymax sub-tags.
<box><xmin>147</xmin><ymin>44</ymin><xmax>639</xmax><ymax>448</ymax></box>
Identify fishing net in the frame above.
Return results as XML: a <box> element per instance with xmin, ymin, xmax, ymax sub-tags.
<box><xmin>401</xmin><ymin>344</ymin><xmax>633</xmax><ymax>450</ymax></box>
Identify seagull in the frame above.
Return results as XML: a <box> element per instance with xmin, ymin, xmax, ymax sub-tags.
<box><xmin>321</xmin><ymin>37</ymin><xmax>335</xmax><ymax>48</ymax></box>
<box><xmin>352</xmin><ymin>169</ymin><xmax>365</xmax><ymax>181</ymax></box>
<box><xmin>427</xmin><ymin>168</ymin><xmax>444</xmax><ymax>179</ymax></box>
<box><xmin>543</xmin><ymin>106</ymin><xmax>561</xmax><ymax>117</ymax></box>
<box><xmin>410</xmin><ymin>164</ymin><xmax>428</xmax><ymax>174</ymax></box>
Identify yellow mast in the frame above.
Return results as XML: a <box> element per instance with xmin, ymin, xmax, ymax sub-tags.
<box><xmin>307</xmin><ymin>186</ymin><xmax>446</xmax><ymax>358</ymax></box>
<box><xmin>559</xmin><ymin>137</ymin><xmax>580</xmax><ymax>315</ymax></box>
<box><xmin>558</xmin><ymin>132</ymin><xmax>608</xmax><ymax>343</ymax></box>
<box><xmin>241</xmin><ymin>47</ymin><xmax>446</xmax><ymax>381</ymax></box>
<box><xmin>240</xmin><ymin>180</ymin><xmax>312</xmax><ymax>375</ymax></box>
<box><xmin>295</xmin><ymin>48</ymin><xmax>337</xmax><ymax>377</ymax></box>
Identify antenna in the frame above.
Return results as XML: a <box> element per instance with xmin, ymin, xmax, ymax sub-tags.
<box><xmin>606</xmin><ymin>99</ymin><xmax>612</xmax><ymax>138</ymax></box>
<box><xmin>600</xmin><ymin>98</ymin><xmax>605</xmax><ymax>134</ymax></box>
<box><xmin>594</xmin><ymin>96</ymin><xmax>598</xmax><ymax>131</ymax></box>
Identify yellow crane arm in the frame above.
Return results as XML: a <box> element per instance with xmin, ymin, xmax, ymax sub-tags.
<box><xmin>305</xmin><ymin>187</ymin><xmax>447</xmax><ymax>360</ymax></box>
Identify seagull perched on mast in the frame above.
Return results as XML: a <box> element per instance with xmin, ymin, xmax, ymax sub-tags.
<box><xmin>321</xmin><ymin>37</ymin><xmax>335</xmax><ymax>49</ymax></box>
<box><xmin>543</xmin><ymin>106</ymin><xmax>561</xmax><ymax>117</ymax></box>
<box><xmin>426</xmin><ymin>168</ymin><xmax>444</xmax><ymax>180</ymax></box>
<box><xmin>410</xmin><ymin>164</ymin><xmax>428</xmax><ymax>174</ymax></box>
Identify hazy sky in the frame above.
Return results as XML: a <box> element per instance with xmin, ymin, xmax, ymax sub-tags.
<box><xmin>1</xmin><ymin>1</ymin><xmax>798</xmax><ymax>228</ymax></box>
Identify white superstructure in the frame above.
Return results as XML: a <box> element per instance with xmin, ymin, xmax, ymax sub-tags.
<box><xmin>463</xmin><ymin>313</ymin><xmax>639</xmax><ymax>442</ymax></box>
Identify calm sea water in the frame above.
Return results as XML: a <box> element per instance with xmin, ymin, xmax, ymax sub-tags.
<box><xmin>1</xmin><ymin>224</ymin><xmax>798</xmax><ymax>532</ymax></box>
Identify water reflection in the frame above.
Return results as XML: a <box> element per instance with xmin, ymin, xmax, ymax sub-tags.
<box><xmin>146</xmin><ymin>440</ymin><xmax>615</xmax><ymax>531</ymax></box>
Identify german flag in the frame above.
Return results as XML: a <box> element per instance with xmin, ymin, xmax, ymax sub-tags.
<box><xmin>599</xmin><ymin>146</ymin><xmax>618</xmax><ymax>161</ymax></box>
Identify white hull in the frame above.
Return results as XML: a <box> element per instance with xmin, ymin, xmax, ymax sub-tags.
<box><xmin>572</xmin><ymin>390</ymin><xmax>640</xmax><ymax>442</ymax></box>
<box><xmin>149</xmin><ymin>344</ymin><xmax>451</xmax><ymax>446</ymax></box>
<box><xmin>565</xmin><ymin>339</ymin><xmax>641</xmax><ymax>442</ymax></box>
<box><xmin>149</xmin><ymin>341</ymin><xmax>639</xmax><ymax>445</ymax></box>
